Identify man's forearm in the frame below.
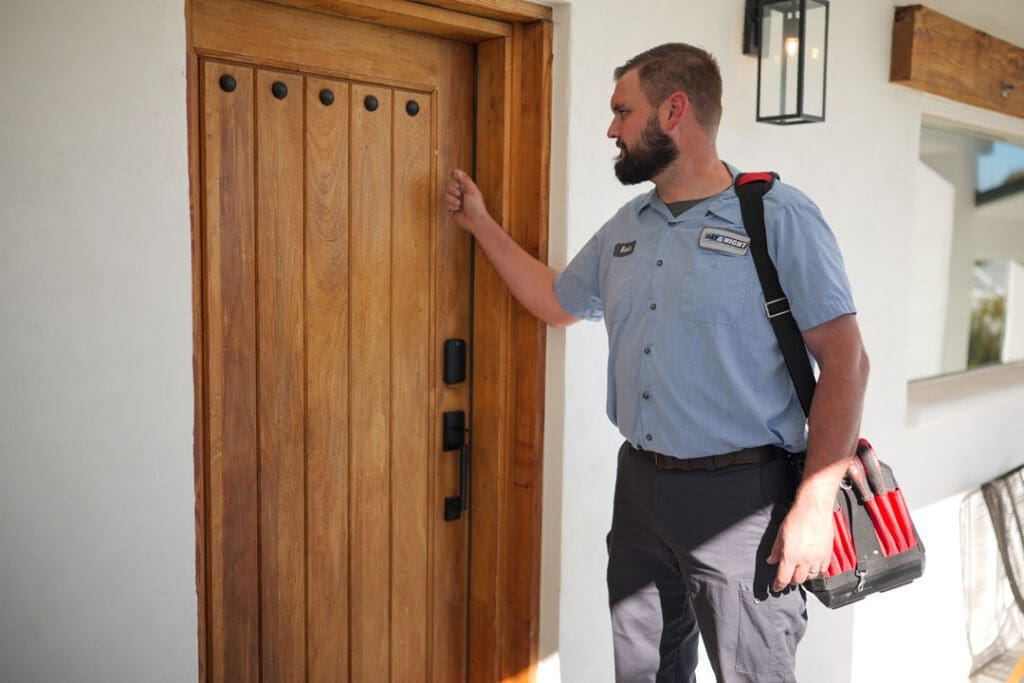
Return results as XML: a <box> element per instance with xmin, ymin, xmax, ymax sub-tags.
<box><xmin>470</xmin><ymin>216</ymin><xmax>578</xmax><ymax>328</ymax></box>
<box><xmin>796</xmin><ymin>349</ymin><xmax>870</xmax><ymax>508</ymax></box>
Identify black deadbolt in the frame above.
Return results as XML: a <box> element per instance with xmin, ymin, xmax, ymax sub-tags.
<box><xmin>364</xmin><ymin>94</ymin><xmax>379</xmax><ymax>112</ymax></box>
<box><xmin>219</xmin><ymin>74</ymin><xmax>236</xmax><ymax>93</ymax></box>
<box><xmin>319</xmin><ymin>88</ymin><xmax>334</xmax><ymax>106</ymax></box>
<box><xmin>443</xmin><ymin>339</ymin><xmax>466</xmax><ymax>384</ymax></box>
<box><xmin>271</xmin><ymin>81</ymin><xmax>288</xmax><ymax>99</ymax></box>
<box><xmin>406</xmin><ymin>100</ymin><xmax>420</xmax><ymax>116</ymax></box>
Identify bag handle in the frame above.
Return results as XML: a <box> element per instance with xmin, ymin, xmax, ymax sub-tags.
<box><xmin>733</xmin><ymin>172</ymin><xmax>816</xmax><ymax>418</ymax></box>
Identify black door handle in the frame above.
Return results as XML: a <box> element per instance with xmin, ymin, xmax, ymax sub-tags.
<box><xmin>442</xmin><ymin>411</ymin><xmax>469</xmax><ymax>521</ymax></box>
<box><xmin>444</xmin><ymin>443</ymin><xmax>469</xmax><ymax>521</ymax></box>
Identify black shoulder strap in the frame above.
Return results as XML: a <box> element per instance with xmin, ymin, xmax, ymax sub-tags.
<box><xmin>734</xmin><ymin>172</ymin><xmax>816</xmax><ymax>418</ymax></box>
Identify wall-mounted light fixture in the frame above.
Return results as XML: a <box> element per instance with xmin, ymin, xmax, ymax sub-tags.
<box><xmin>743</xmin><ymin>0</ymin><xmax>830</xmax><ymax>124</ymax></box>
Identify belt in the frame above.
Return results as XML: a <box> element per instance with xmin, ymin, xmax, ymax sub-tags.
<box><xmin>630</xmin><ymin>443</ymin><xmax>779</xmax><ymax>472</ymax></box>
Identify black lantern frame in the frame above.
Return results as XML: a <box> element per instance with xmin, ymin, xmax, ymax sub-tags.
<box><xmin>744</xmin><ymin>0</ymin><xmax>830</xmax><ymax>125</ymax></box>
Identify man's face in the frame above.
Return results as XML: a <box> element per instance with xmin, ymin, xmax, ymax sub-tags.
<box><xmin>607</xmin><ymin>70</ymin><xmax>680</xmax><ymax>185</ymax></box>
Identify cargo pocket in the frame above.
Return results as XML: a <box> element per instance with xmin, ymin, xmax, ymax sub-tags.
<box><xmin>733</xmin><ymin>584</ymin><xmax>787</xmax><ymax>676</ymax></box>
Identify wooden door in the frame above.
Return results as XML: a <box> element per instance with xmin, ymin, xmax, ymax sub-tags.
<box><xmin>196</xmin><ymin>1</ymin><xmax>474</xmax><ymax>679</ymax></box>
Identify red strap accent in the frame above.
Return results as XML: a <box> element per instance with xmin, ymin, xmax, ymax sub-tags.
<box><xmin>737</xmin><ymin>172</ymin><xmax>775</xmax><ymax>186</ymax></box>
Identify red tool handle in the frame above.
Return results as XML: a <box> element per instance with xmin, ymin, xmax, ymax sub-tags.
<box><xmin>827</xmin><ymin>543</ymin><xmax>843</xmax><ymax>577</ymax></box>
<box><xmin>889</xmin><ymin>489</ymin><xmax>918</xmax><ymax>550</ymax></box>
<box><xmin>856</xmin><ymin>439</ymin><xmax>888</xmax><ymax>493</ymax></box>
<box><xmin>833</xmin><ymin>500</ymin><xmax>857</xmax><ymax>572</ymax></box>
<box><xmin>856</xmin><ymin>439</ymin><xmax>909</xmax><ymax>553</ymax></box>
<box><xmin>847</xmin><ymin>459</ymin><xmax>897</xmax><ymax>556</ymax></box>
<box><xmin>846</xmin><ymin>458</ymin><xmax>874</xmax><ymax>502</ymax></box>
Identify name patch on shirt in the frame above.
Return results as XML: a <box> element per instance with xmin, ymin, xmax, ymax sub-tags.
<box><xmin>613</xmin><ymin>240</ymin><xmax>636</xmax><ymax>257</ymax></box>
<box><xmin>699</xmin><ymin>227</ymin><xmax>749</xmax><ymax>256</ymax></box>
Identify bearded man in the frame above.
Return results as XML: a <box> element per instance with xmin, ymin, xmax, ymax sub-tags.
<box><xmin>443</xmin><ymin>43</ymin><xmax>869</xmax><ymax>683</ymax></box>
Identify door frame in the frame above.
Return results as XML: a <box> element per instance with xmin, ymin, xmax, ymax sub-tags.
<box><xmin>185</xmin><ymin>1</ymin><xmax>553</xmax><ymax>680</ymax></box>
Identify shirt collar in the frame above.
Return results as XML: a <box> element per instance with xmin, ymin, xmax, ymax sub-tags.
<box><xmin>635</xmin><ymin>161</ymin><xmax>743</xmax><ymax>223</ymax></box>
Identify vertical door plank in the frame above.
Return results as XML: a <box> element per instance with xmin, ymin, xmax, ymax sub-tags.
<box><xmin>349</xmin><ymin>83</ymin><xmax>393</xmax><ymax>681</ymax></box>
<box><xmin>389</xmin><ymin>89</ymin><xmax>432</xmax><ymax>683</ymax></box>
<box><xmin>305</xmin><ymin>76</ymin><xmax>351</xmax><ymax>683</ymax></box>
<box><xmin>201</xmin><ymin>59</ymin><xmax>260</xmax><ymax>683</ymax></box>
<box><xmin>431</xmin><ymin>40</ymin><xmax>475</xmax><ymax>683</ymax></box>
<box><xmin>255</xmin><ymin>68</ymin><xmax>306</xmax><ymax>683</ymax></box>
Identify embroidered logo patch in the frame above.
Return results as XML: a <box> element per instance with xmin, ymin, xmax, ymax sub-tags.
<box><xmin>698</xmin><ymin>227</ymin><xmax>749</xmax><ymax>256</ymax></box>
<box><xmin>613</xmin><ymin>240</ymin><xmax>636</xmax><ymax>257</ymax></box>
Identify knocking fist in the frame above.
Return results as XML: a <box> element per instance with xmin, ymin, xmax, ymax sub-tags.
<box><xmin>443</xmin><ymin>169</ymin><xmax>490</xmax><ymax>234</ymax></box>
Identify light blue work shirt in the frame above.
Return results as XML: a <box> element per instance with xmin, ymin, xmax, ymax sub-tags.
<box><xmin>554</xmin><ymin>163</ymin><xmax>856</xmax><ymax>458</ymax></box>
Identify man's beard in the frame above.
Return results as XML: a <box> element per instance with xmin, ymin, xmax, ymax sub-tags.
<box><xmin>614</xmin><ymin>114</ymin><xmax>679</xmax><ymax>185</ymax></box>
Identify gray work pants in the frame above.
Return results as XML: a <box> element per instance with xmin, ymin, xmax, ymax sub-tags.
<box><xmin>607</xmin><ymin>442</ymin><xmax>807</xmax><ymax>682</ymax></box>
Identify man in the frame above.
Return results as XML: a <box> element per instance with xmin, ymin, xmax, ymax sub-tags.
<box><xmin>443</xmin><ymin>43</ymin><xmax>868</xmax><ymax>682</ymax></box>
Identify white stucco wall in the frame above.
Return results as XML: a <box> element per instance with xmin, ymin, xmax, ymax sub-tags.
<box><xmin>540</xmin><ymin>1</ymin><xmax>1024</xmax><ymax>682</ymax></box>
<box><xmin>0</xmin><ymin>1</ymin><xmax>197</xmax><ymax>681</ymax></box>
<box><xmin>3</xmin><ymin>1</ymin><xmax>1024</xmax><ymax>682</ymax></box>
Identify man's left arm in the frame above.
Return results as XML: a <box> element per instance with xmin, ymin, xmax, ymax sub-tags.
<box><xmin>767</xmin><ymin>312</ymin><xmax>870</xmax><ymax>591</ymax></box>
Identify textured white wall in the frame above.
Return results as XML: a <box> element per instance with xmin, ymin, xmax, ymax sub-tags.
<box><xmin>0</xmin><ymin>1</ymin><xmax>197</xmax><ymax>681</ymax></box>
<box><xmin>539</xmin><ymin>1</ymin><xmax>1024</xmax><ymax>682</ymax></box>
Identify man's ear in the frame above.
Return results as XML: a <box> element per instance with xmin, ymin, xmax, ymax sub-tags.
<box><xmin>662</xmin><ymin>91</ymin><xmax>689</xmax><ymax>130</ymax></box>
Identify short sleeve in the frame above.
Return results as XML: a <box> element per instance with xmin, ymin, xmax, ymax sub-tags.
<box><xmin>554</xmin><ymin>232</ymin><xmax>604</xmax><ymax>321</ymax></box>
<box><xmin>765</xmin><ymin>188</ymin><xmax>856</xmax><ymax>331</ymax></box>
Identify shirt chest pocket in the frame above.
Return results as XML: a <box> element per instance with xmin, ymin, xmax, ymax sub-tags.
<box><xmin>601</xmin><ymin>256</ymin><xmax>638</xmax><ymax>324</ymax></box>
<box><xmin>680</xmin><ymin>249</ymin><xmax>755</xmax><ymax>325</ymax></box>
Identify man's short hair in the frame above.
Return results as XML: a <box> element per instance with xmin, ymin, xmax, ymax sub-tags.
<box><xmin>614</xmin><ymin>43</ymin><xmax>723</xmax><ymax>133</ymax></box>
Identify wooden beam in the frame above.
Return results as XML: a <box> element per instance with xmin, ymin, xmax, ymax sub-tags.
<box><xmin>262</xmin><ymin>0</ymin><xmax>511</xmax><ymax>42</ymax></box>
<box><xmin>891</xmin><ymin>5</ymin><xmax>1024</xmax><ymax>120</ymax></box>
<box><xmin>417</xmin><ymin>0</ymin><xmax>551</xmax><ymax>23</ymax></box>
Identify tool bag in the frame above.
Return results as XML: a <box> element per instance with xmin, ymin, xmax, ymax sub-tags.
<box><xmin>735</xmin><ymin>172</ymin><xmax>926</xmax><ymax>609</ymax></box>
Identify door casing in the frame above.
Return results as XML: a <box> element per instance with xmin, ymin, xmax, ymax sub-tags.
<box><xmin>185</xmin><ymin>0</ymin><xmax>553</xmax><ymax>680</ymax></box>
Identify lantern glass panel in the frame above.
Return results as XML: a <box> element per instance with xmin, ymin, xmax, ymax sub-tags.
<box><xmin>758</xmin><ymin>1</ymin><xmax>802</xmax><ymax>120</ymax></box>
<box><xmin>802</xmin><ymin>0</ymin><xmax>828</xmax><ymax>119</ymax></box>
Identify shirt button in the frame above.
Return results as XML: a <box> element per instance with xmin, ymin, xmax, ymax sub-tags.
<box><xmin>645</xmin><ymin>434</ymin><xmax>653</xmax><ymax>442</ymax></box>
<box><xmin>649</xmin><ymin>303</ymin><xmax>657</xmax><ymax>310</ymax></box>
<box><xmin>643</xmin><ymin>346</ymin><xmax>651</xmax><ymax>354</ymax></box>
<box><xmin>656</xmin><ymin>259</ymin><xmax>664</xmax><ymax>267</ymax></box>
<box><xmin>642</xmin><ymin>391</ymin><xmax>650</xmax><ymax>399</ymax></box>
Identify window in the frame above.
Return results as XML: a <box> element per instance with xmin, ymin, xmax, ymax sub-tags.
<box><xmin>908</xmin><ymin>125</ymin><xmax>1024</xmax><ymax>380</ymax></box>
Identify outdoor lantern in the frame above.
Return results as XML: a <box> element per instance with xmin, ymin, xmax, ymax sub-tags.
<box><xmin>743</xmin><ymin>0</ymin><xmax>829</xmax><ymax>124</ymax></box>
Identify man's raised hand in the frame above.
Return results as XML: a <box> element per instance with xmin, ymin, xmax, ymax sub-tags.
<box><xmin>443</xmin><ymin>169</ymin><xmax>491</xmax><ymax>234</ymax></box>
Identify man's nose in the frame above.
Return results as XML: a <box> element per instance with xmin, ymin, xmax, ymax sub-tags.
<box><xmin>607</xmin><ymin>119</ymin><xmax>617</xmax><ymax>138</ymax></box>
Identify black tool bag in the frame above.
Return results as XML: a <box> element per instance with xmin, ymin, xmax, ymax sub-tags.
<box><xmin>735</xmin><ymin>172</ymin><xmax>926</xmax><ymax>609</ymax></box>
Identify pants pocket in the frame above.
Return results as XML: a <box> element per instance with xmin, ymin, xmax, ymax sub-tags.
<box><xmin>733</xmin><ymin>585</ymin><xmax>787</xmax><ymax>676</ymax></box>
<box><xmin>758</xmin><ymin>455</ymin><xmax>797</xmax><ymax>508</ymax></box>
